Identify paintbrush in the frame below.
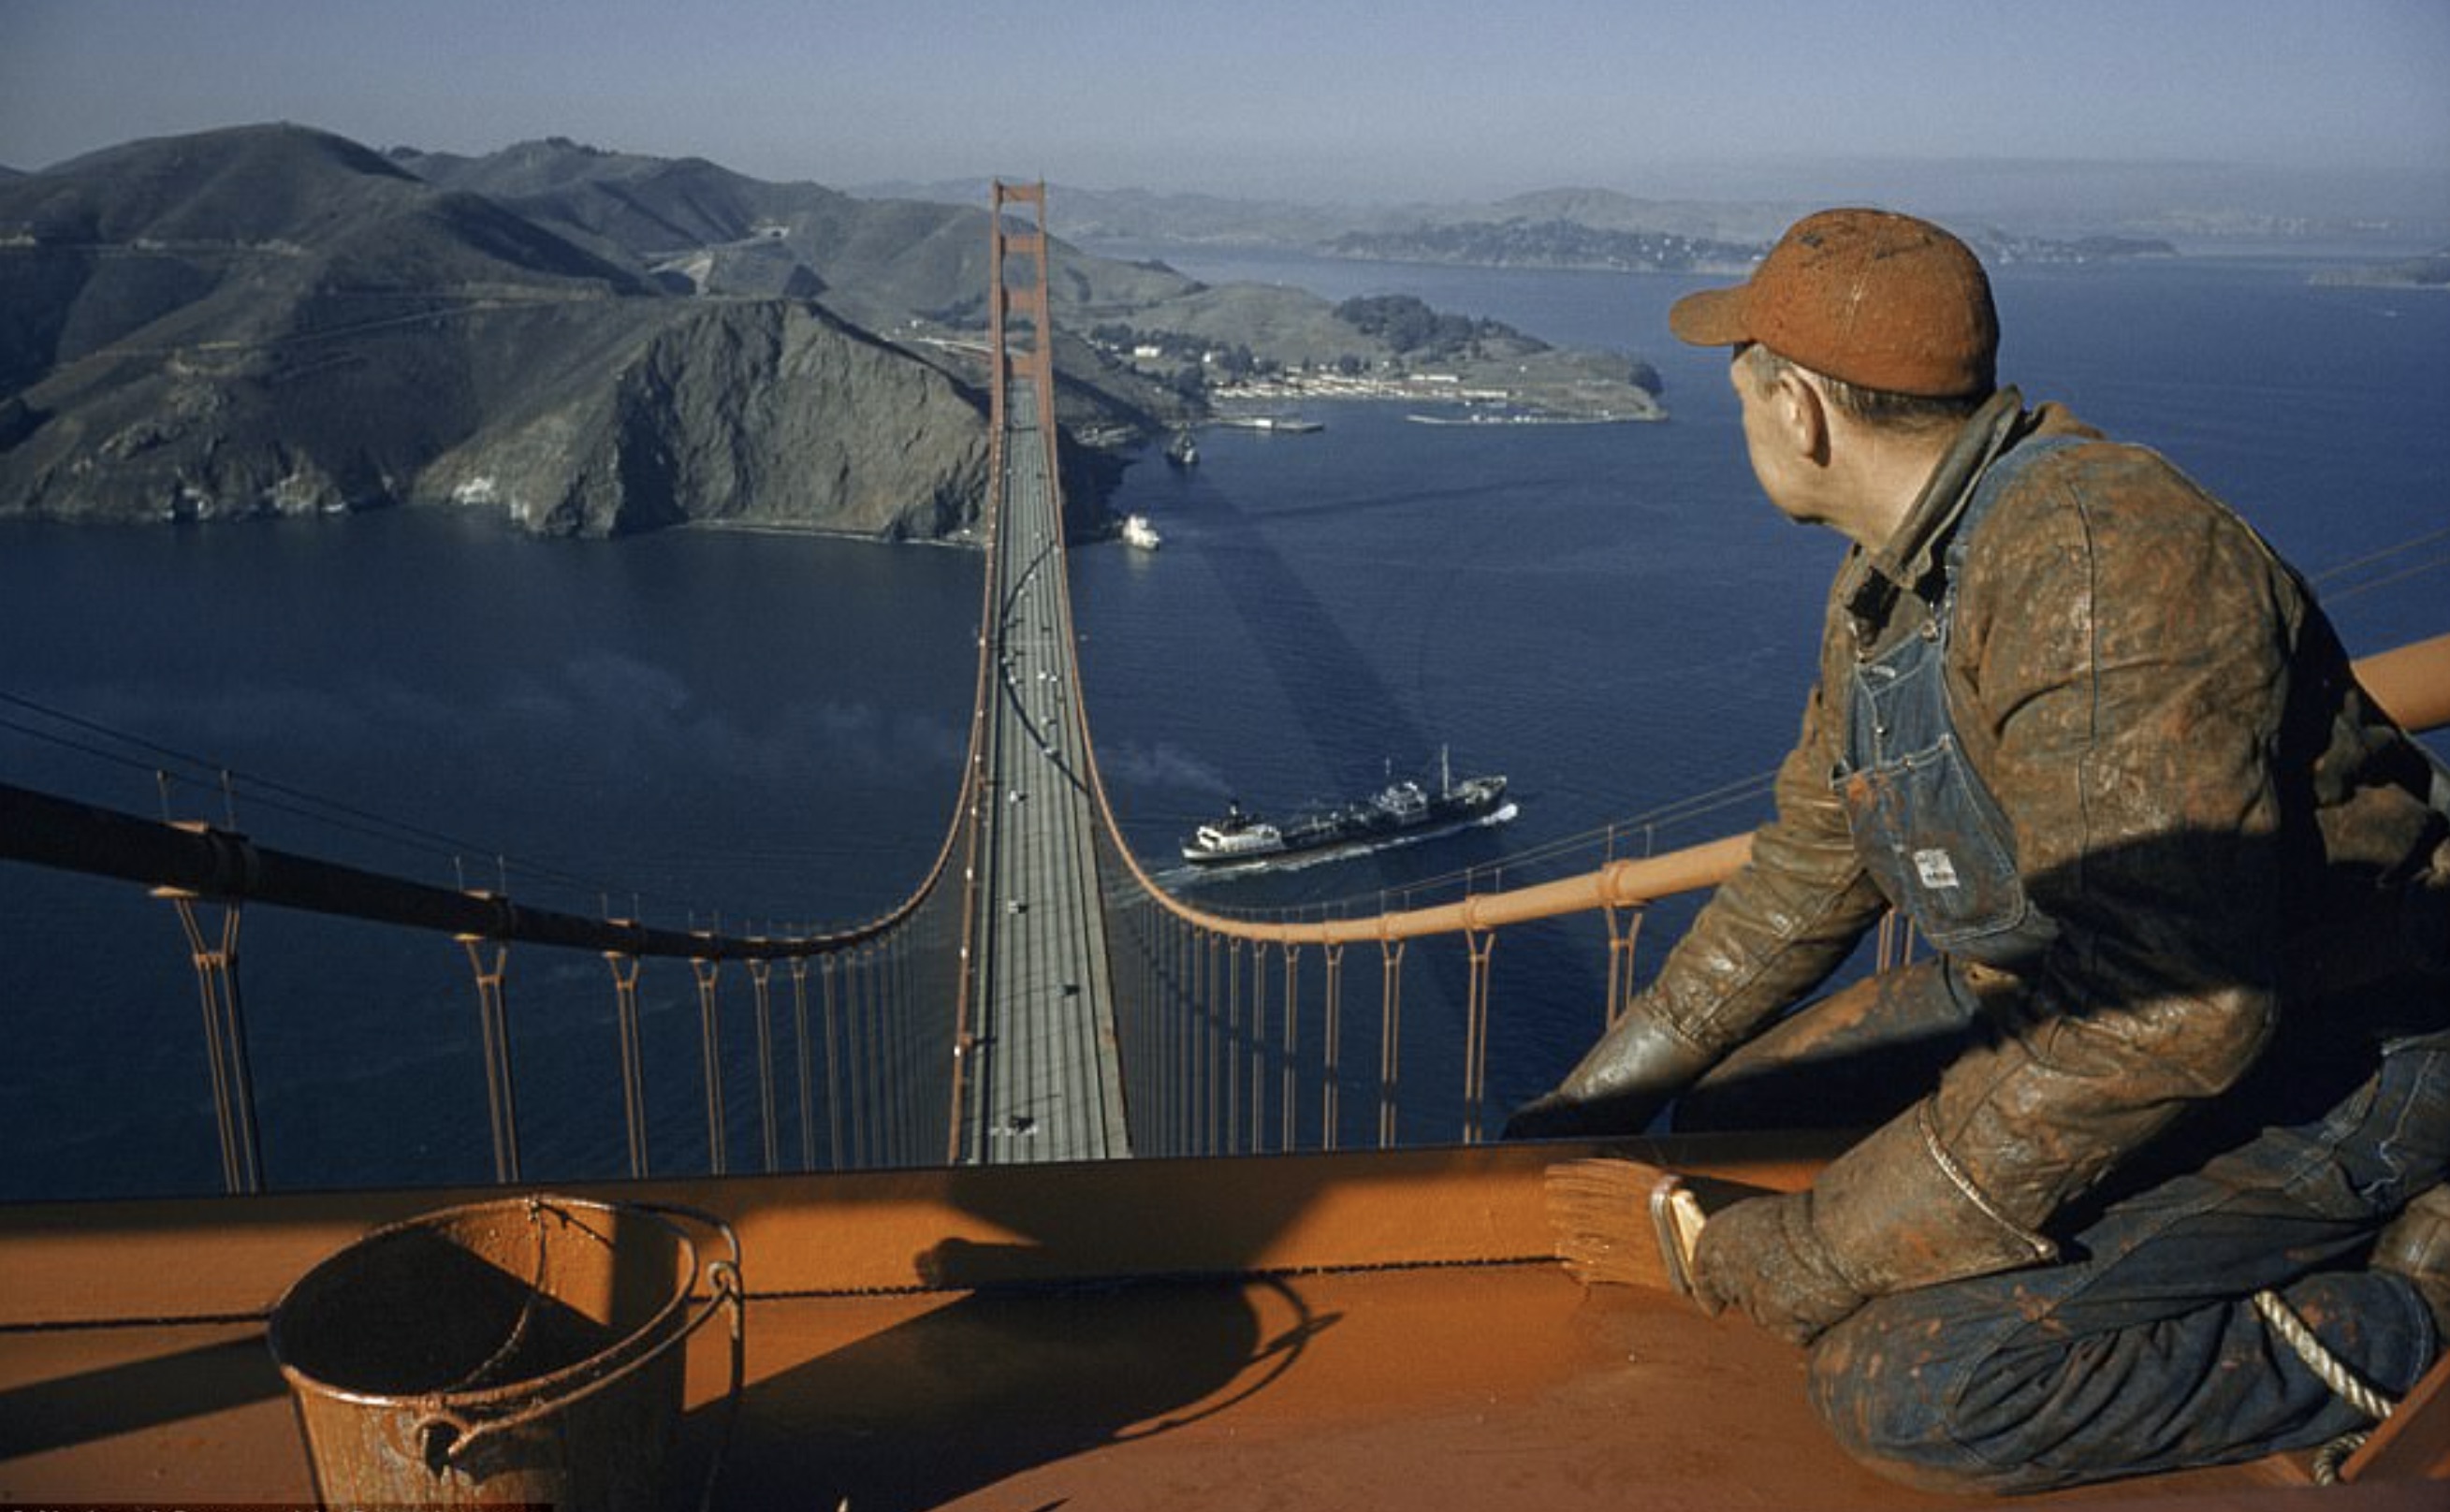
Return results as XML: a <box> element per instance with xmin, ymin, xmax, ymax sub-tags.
<box><xmin>1543</xmin><ymin>1156</ymin><xmax>1738</xmax><ymax>1302</ymax></box>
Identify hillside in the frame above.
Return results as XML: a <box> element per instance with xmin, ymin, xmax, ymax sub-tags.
<box><xmin>394</xmin><ymin>140</ymin><xmax>1202</xmax><ymax>333</ymax></box>
<box><xmin>0</xmin><ymin>126</ymin><xmax>1668</xmax><ymax>538</ymax></box>
<box><xmin>0</xmin><ymin>126</ymin><xmax>1040</xmax><ymax>536</ymax></box>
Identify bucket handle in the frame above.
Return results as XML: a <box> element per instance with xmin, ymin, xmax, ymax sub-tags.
<box><xmin>412</xmin><ymin>1201</ymin><xmax>745</xmax><ymax>1509</ymax></box>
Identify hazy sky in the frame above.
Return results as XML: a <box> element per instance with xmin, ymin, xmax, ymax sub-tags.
<box><xmin>4</xmin><ymin>0</ymin><xmax>2446</xmax><ymax>217</ymax></box>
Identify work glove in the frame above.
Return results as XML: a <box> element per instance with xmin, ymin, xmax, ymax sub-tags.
<box><xmin>1501</xmin><ymin>1006</ymin><xmax>1720</xmax><ymax>1140</ymax></box>
<box><xmin>1691</xmin><ymin>1190</ymin><xmax>1867</xmax><ymax>1346</ymax></box>
<box><xmin>1502</xmin><ymin>1087</ymin><xmax>1643</xmax><ymax>1141</ymax></box>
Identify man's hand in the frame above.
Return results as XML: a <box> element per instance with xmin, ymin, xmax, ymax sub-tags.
<box><xmin>1692</xmin><ymin>1190</ymin><xmax>1867</xmax><ymax>1345</ymax></box>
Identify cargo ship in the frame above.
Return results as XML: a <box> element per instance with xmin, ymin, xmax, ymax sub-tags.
<box><xmin>1182</xmin><ymin>749</ymin><xmax>1509</xmax><ymax>866</ymax></box>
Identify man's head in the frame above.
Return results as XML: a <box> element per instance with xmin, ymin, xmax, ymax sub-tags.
<box><xmin>1670</xmin><ymin>208</ymin><xmax>1998</xmax><ymax>402</ymax></box>
<box><xmin>1683</xmin><ymin>211</ymin><xmax>2002</xmax><ymax>546</ymax></box>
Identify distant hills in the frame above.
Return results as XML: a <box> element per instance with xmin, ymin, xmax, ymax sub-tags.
<box><xmin>0</xmin><ymin>125</ymin><xmax>1668</xmax><ymax>537</ymax></box>
<box><xmin>0</xmin><ymin>125</ymin><xmax>1158</xmax><ymax>536</ymax></box>
<box><xmin>858</xmin><ymin>179</ymin><xmax>1809</xmax><ymax>256</ymax></box>
<box><xmin>51</xmin><ymin>132</ymin><xmax>2397</xmax><ymax>541</ymax></box>
<box><xmin>866</xmin><ymin>179</ymin><xmax>2183</xmax><ymax>269</ymax></box>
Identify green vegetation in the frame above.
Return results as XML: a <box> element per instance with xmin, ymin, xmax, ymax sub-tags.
<box><xmin>1331</xmin><ymin>294</ymin><xmax>1539</xmax><ymax>358</ymax></box>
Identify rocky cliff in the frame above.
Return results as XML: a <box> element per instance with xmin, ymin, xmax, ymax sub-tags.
<box><xmin>421</xmin><ymin>299</ymin><xmax>990</xmax><ymax>538</ymax></box>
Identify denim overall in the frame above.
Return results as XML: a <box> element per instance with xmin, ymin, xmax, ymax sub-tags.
<box><xmin>1830</xmin><ymin>435</ymin><xmax>2077</xmax><ymax>968</ymax></box>
<box><xmin>1801</xmin><ymin>434</ymin><xmax>2450</xmax><ymax>1490</ymax></box>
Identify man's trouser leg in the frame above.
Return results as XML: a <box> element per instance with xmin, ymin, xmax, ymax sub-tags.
<box><xmin>1806</xmin><ymin>1028</ymin><xmax>2450</xmax><ymax>1493</ymax></box>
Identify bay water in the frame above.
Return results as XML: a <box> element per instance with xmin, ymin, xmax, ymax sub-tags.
<box><xmin>3</xmin><ymin>252</ymin><xmax>2443</xmax><ymax>1199</ymax></box>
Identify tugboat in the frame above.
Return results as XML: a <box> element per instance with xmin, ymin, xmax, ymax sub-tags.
<box><xmin>1181</xmin><ymin>749</ymin><xmax>1510</xmax><ymax>866</ymax></box>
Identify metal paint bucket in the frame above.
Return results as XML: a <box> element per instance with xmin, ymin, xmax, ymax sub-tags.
<box><xmin>268</xmin><ymin>1195</ymin><xmax>742</xmax><ymax>1512</ymax></box>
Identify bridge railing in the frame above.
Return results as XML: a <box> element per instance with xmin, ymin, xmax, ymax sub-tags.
<box><xmin>0</xmin><ymin>769</ymin><xmax>982</xmax><ymax>1190</ymax></box>
<box><xmin>1079</xmin><ymin>631</ymin><xmax>2450</xmax><ymax>1157</ymax></box>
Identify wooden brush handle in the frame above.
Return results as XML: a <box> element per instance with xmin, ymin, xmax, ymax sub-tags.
<box><xmin>1650</xmin><ymin>1173</ymin><xmax>1707</xmax><ymax>1297</ymax></box>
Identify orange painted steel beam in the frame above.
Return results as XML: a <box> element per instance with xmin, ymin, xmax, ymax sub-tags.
<box><xmin>2356</xmin><ymin>631</ymin><xmax>2450</xmax><ymax>735</ymax></box>
<box><xmin>0</xmin><ymin>1135</ymin><xmax>1836</xmax><ymax>1330</ymax></box>
<box><xmin>2347</xmin><ymin>1350</ymin><xmax>2450</xmax><ymax>1480</ymax></box>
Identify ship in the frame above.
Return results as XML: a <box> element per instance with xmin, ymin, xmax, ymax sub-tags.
<box><xmin>1165</xmin><ymin>429</ymin><xmax>1199</xmax><ymax>466</ymax></box>
<box><xmin>1218</xmin><ymin>414</ymin><xmax>1323</xmax><ymax>433</ymax></box>
<box><xmin>1120</xmin><ymin>514</ymin><xmax>1161</xmax><ymax>550</ymax></box>
<box><xmin>1182</xmin><ymin>749</ymin><xmax>1509</xmax><ymax>866</ymax></box>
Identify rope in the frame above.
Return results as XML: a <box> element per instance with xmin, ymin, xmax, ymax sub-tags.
<box><xmin>2250</xmin><ymin>1287</ymin><xmax>2398</xmax><ymax>1484</ymax></box>
<box><xmin>2310</xmin><ymin>1433</ymin><xmax>2368</xmax><ymax>1487</ymax></box>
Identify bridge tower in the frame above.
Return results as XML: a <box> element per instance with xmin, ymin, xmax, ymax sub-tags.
<box><xmin>988</xmin><ymin>181</ymin><xmax>1057</xmax><ymax>433</ymax></box>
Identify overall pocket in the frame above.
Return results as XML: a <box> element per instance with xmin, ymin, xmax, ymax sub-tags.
<box><xmin>1835</xmin><ymin>733</ymin><xmax>2045</xmax><ymax>960</ymax></box>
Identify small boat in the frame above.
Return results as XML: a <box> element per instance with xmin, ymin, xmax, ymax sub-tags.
<box><xmin>1182</xmin><ymin>749</ymin><xmax>1509</xmax><ymax>866</ymax></box>
<box><xmin>1121</xmin><ymin>514</ymin><xmax>1161</xmax><ymax>550</ymax></box>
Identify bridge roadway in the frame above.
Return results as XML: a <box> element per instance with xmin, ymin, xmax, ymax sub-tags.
<box><xmin>960</xmin><ymin>377</ymin><xmax>1131</xmax><ymax>1163</ymax></box>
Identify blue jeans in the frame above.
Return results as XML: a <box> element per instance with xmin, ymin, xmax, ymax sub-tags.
<box><xmin>1808</xmin><ymin>1028</ymin><xmax>2450</xmax><ymax>1493</ymax></box>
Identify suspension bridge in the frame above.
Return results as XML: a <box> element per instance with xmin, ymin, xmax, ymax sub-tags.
<box><xmin>3</xmin><ymin>182</ymin><xmax>2449</xmax><ymax>1197</ymax></box>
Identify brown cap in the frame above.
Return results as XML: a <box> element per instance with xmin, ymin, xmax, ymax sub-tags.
<box><xmin>1670</xmin><ymin>208</ymin><xmax>1997</xmax><ymax>399</ymax></box>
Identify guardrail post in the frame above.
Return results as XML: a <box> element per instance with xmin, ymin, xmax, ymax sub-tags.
<box><xmin>748</xmin><ymin>952</ymin><xmax>780</xmax><ymax>1173</ymax></box>
<box><xmin>1225</xmin><ymin>938</ymin><xmax>1244</xmax><ymax>1155</ymax></box>
<box><xmin>886</xmin><ymin>931</ymin><xmax>916</xmax><ymax>1166</ymax></box>
<box><xmin>1281</xmin><ymin>944</ymin><xmax>1303</xmax><ymax>1152</ymax></box>
<box><xmin>1177</xmin><ymin>926</ymin><xmax>1196</xmax><ymax>1156</ymax></box>
<box><xmin>157</xmin><ymin>886</ymin><xmax>261</xmax><ymax>1194</ymax></box>
<box><xmin>1377</xmin><ymin>939</ymin><xmax>1407</xmax><ymax>1149</ymax></box>
<box><xmin>1204</xmin><ymin>929</ymin><xmax>1223</xmax><ymax>1156</ymax></box>
<box><xmin>1462</xmin><ymin>926</ymin><xmax>1497</xmax><ymax>1144</ymax></box>
<box><xmin>839</xmin><ymin>948</ymin><xmax>868</xmax><ymax>1168</ymax></box>
<box><xmin>457</xmin><ymin>923</ymin><xmax>519</xmax><ymax>1184</ymax></box>
<box><xmin>821</xmin><ymin>953</ymin><xmax>847</xmax><ymax>1170</ymax></box>
<box><xmin>789</xmin><ymin>956</ymin><xmax>817</xmax><ymax>1170</ymax></box>
<box><xmin>1248</xmin><ymin>940</ymin><xmax>1272</xmax><ymax>1156</ymax></box>
<box><xmin>1603</xmin><ymin>901</ymin><xmax>1647</xmax><ymax>1027</ymax></box>
<box><xmin>1322</xmin><ymin>942</ymin><xmax>1346</xmax><ymax>1152</ymax></box>
<box><xmin>603</xmin><ymin>936</ymin><xmax>649</xmax><ymax>1178</ymax></box>
<box><xmin>691</xmin><ymin>945</ymin><xmax>727</xmax><ymax>1175</ymax></box>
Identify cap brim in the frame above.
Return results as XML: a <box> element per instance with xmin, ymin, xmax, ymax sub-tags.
<box><xmin>1668</xmin><ymin>284</ymin><xmax>1751</xmax><ymax>348</ymax></box>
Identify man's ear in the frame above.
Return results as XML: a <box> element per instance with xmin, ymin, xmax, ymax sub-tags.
<box><xmin>1774</xmin><ymin>366</ymin><xmax>1831</xmax><ymax>468</ymax></box>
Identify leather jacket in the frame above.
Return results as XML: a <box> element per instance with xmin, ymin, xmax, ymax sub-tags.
<box><xmin>1638</xmin><ymin>389</ymin><xmax>2450</xmax><ymax>1294</ymax></box>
